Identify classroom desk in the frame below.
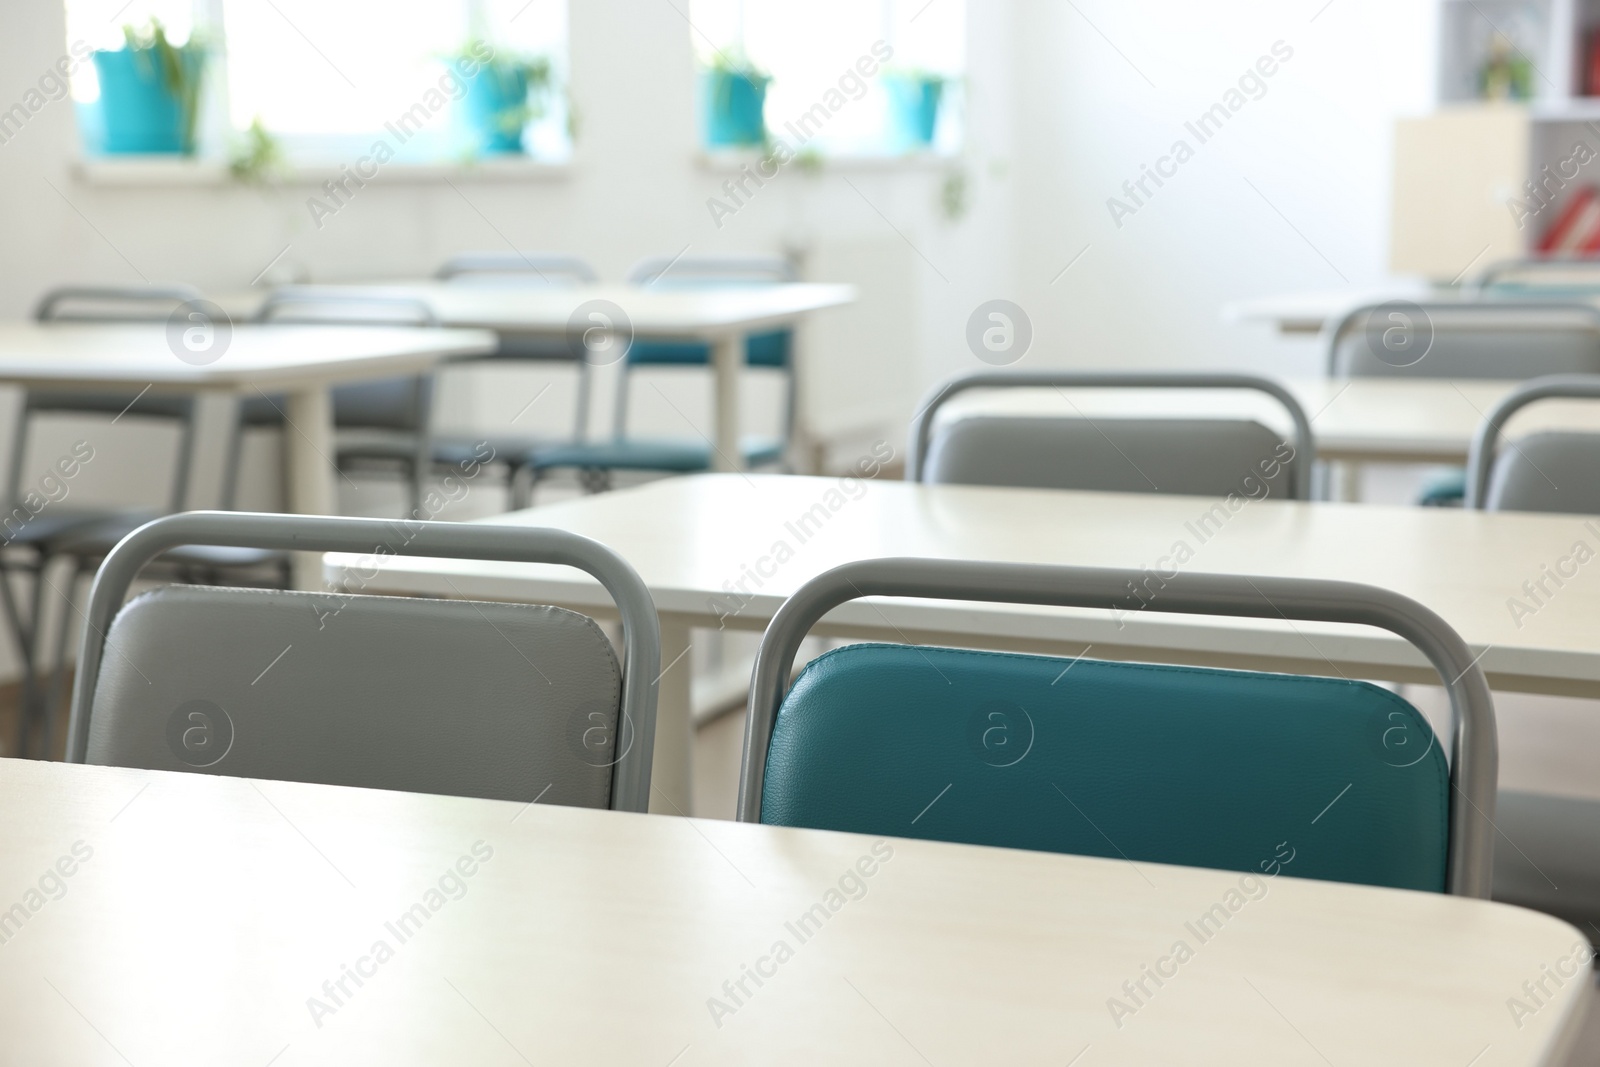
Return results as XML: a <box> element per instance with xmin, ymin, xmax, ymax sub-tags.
<box><xmin>0</xmin><ymin>322</ymin><xmax>495</xmax><ymax>586</ymax></box>
<box><xmin>218</xmin><ymin>282</ymin><xmax>857</xmax><ymax>473</ymax></box>
<box><xmin>0</xmin><ymin>758</ymin><xmax>1586</xmax><ymax>1065</ymax></box>
<box><xmin>1221</xmin><ymin>281</ymin><xmax>1443</xmax><ymax>335</ymax></box>
<box><xmin>330</xmin><ymin>474</ymin><xmax>1600</xmax><ymax>815</ymax></box>
<box><xmin>934</xmin><ymin>378</ymin><xmax>1600</xmax><ymax>465</ymax></box>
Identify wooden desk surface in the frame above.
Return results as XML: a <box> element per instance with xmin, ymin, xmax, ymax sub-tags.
<box><xmin>0</xmin><ymin>759</ymin><xmax>1584</xmax><ymax>1065</ymax></box>
<box><xmin>215</xmin><ymin>282</ymin><xmax>857</xmax><ymax>338</ymax></box>
<box><xmin>0</xmin><ymin>322</ymin><xmax>496</xmax><ymax>389</ymax></box>
<box><xmin>332</xmin><ymin>474</ymin><xmax>1600</xmax><ymax>697</ymax></box>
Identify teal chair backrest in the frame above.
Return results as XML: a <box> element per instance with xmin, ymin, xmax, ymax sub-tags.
<box><xmin>738</xmin><ymin>560</ymin><xmax>1498</xmax><ymax>897</ymax></box>
<box><xmin>762</xmin><ymin>644</ymin><xmax>1449</xmax><ymax>891</ymax></box>
<box><xmin>622</xmin><ymin>254</ymin><xmax>794</xmax><ymax>369</ymax></box>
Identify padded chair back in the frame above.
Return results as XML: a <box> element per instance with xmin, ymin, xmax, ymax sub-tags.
<box><xmin>255</xmin><ymin>288</ymin><xmax>437</xmax><ymax>432</ymax></box>
<box><xmin>910</xmin><ymin>372</ymin><xmax>1313</xmax><ymax>501</ymax></box>
<box><xmin>740</xmin><ymin>560</ymin><xmax>1496</xmax><ymax>897</ymax></box>
<box><xmin>67</xmin><ymin>512</ymin><xmax>660</xmax><ymax>811</ymax></box>
<box><xmin>1325</xmin><ymin>301</ymin><xmax>1600</xmax><ymax>379</ymax></box>
<box><xmin>436</xmin><ymin>251</ymin><xmax>598</xmax><ymax>285</ymax></box>
<box><xmin>616</xmin><ymin>254</ymin><xmax>797</xmax><ymax>436</ymax></box>
<box><xmin>31</xmin><ymin>284</ymin><xmax>200</xmax><ymax>420</ymax></box>
<box><xmin>1466</xmin><ymin>374</ymin><xmax>1600</xmax><ymax>513</ymax></box>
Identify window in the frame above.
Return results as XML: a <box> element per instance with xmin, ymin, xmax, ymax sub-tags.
<box><xmin>65</xmin><ymin>0</ymin><xmax>570</xmax><ymax>165</ymax></box>
<box><xmin>687</xmin><ymin>0</ymin><xmax>965</xmax><ymax>157</ymax></box>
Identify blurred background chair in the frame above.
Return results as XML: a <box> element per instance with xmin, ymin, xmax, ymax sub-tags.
<box><xmin>432</xmin><ymin>252</ymin><xmax>600</xmax><ymax>507</ymax></box>
<box><xmin>739</xmin><ymin>559</ymin><xmax>1496</xmax><ymax>897</ymax></box>
<box><xmin>67</xmin><ymin>511</ymin><xmax>660</xmax><ymax>810</ymax></box>
<box><xmin>1325</xmin><ymin>301</ymin><xmax>1600</xmax><ymax>506</ymax></box>
<box><xmin>250</xmin><ymin>287</ymin><xmax>442</xmax><ymax>516</ymax></box>
<box><xmin>518</xmin><ymin>254</ymin><xmax>797</xmax><ymax>503</ymax></box>
<box><xmin>909</xmin><ymin>371</ymin><xmax>1313</xmax><ymax>500</ymax></box>
<box><xmin>2</xmin><ymin>285</ymin><xmax>281</xmax><ymax>759</ymax></box>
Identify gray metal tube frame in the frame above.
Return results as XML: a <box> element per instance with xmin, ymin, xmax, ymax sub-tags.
<box><xmin>34</xmin><ymin>284</ymin><xmax>204</xmax><ymax>322</ymax></box>
<box><xmin>1322</xmin><ymin>300</ymin><xmax>1600</xmax><ymax>377</ymax></box>
<box><xmin>66</xmin><ymin>512</ymin><xmax>662</xmax><ymax>813</ymax></box>
<box><xmin>738</xmin><ymin>559</ymin><xmax>1497</xmax><ymax>898</ymax></box>
<box><xmin>906</xmin><ymin>371</ymin><xmax>1316</xmax><ymax>502</ymax></box>
<box><xmin>435</xmin><ymin>252</ymin><xmax>599</xmax><ymax>284</ymax></box>
<box><xmin>255</xmin><ymin>288</ymin><xmax>439</xmax><ymax>327</ymax></box>
<box><xmin>1465</xmin><ymin>374</ymin><xmax>1600</xmax><ymax>509</ymax></box>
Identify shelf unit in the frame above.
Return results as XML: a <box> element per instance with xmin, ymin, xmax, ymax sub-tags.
<box><xmin>1391</xmin><ymin>0</ymin><xmax>1600</xmax><ymax>278</ymax></box>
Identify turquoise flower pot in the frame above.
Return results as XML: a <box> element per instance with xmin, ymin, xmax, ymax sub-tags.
<box><xmin>92</xmin><ymin>47</ymin><xmax>204</xmax><ymax>154</ymax></box>
<box><xmin>702</xmin><ymin>69</ymin><xmax>769</xmax><ymax>147</ymax></box>
<box><xmin>462</xmin><ymin>64</ymin><xmax>530</xmax><ymax>154</ymax></box>
<box><xmin>885</xmin><ymin>74</ymin><xmax>945</xmax><ymax>149</ymax></box>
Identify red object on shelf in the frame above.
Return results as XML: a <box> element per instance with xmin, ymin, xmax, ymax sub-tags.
<box><xmin>1588</xmin><ymin>28</ymin><xmax>1600</xmax><ymax>96</ymax></box>
<box><xmin>1538</xmin><ymin>185</ymin><xmax>1600</xmax><ymax>253</ymax></box>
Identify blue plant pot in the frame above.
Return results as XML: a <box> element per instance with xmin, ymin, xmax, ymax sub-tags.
<box><xmin>885</xmin><ymin>74</ymin><xmax>945</xmax><ymax>149</ymax></box>
<box><xmin>701</xmin><ymin>69</ymin><xmax>769</xmax><ymax>147</ymax></box>
<box><xmin>462</xmin><ymin>64</ymin><xmax>530</xmax><ymax>154</ymax></box>
<box><xmin>92</xmin><ymin>47</ymin><xmax>203</xmax><ymax>154</ymax></box>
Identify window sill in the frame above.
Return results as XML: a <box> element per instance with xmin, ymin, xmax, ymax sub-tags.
<box><xmin>74</xmin><ymin>156</ymin><xmax>573</xmax><ymax>187</ymax></box>
<box><xmin>695</xmin><ymin>149</ymin><xmax>959</xmax><ymax>173</ymax></box>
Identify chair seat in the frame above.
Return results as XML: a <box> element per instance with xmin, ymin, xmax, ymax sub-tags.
<box><xmin>1418</xmin><ymin>468</ymin><xmax>1467</xmax><ymax>507</ymax></box>
<box><xmin>334</xmin><ymin>429</ymin><xmax>421</xmax><ymax>465</ymax></box>
<box><xmin>526</xmin><ymin>436</ymin><xmax>785</xmax><ymax>473</ymax></box>
<box><xmin>432</xmin><ymin>434</ymin><xmax>554</xmax><ymax>469</ymax></box>
<box><xmin>0</xmin><ymin>508</ymin><xmax>147</xmax><ymax>551</ymax></box>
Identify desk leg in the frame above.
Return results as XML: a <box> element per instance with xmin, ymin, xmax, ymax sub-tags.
<box><xmin>285</xmin><ymin>386</ymin><xmax>337</xmax><ymax>589</ymax></box>
<box><xmin>1331</xmin><ymin>460</ymin><xmax>1364</xmax><ymax>503</ymax></box>
<box><xmin>709</xmin><ymin>333</ymin><xmax>743</xmax><ymax>473</ymax></box>
<box><xmin>648</xmin><ymin>620</ymin><xmax>694</xmax><ymax>816</ymax></box>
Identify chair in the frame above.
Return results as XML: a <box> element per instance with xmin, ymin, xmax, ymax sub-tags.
<box><xmin>1463</xmin><ymin>375</ymin><xmax>1600</xmax><ymax>924</ymax></box>
<box><xmin>1325</xmin><ymin>300</ymin><xmax>1600</xmax><ymax>379</ymax></box>
<box><xmin>1465</xmin><ymin>374</ymin><xmax>1600</xmax><ymax>514</ymax></box>
<box><xmin>433</xmin><ymin>252</ymin><xmax>601</xmax><ymax>504</ymax></box>
<box><xmin>1472</xmin><ymin>257</ymin><xmax>1600</xmax><ymax>298</ymax></box>
<box><xmin>249</xmin><ymin>288</ymin><xmax>441</xmax><ymax>515</ymax></box>
<box><xmin>66</xmin><ymin>511</ymin><xmax>660</xmax><ymax>810</ymax></box>
<box><xmin>909</xmin><ymin>372</ymin><xmax>1313</xmax><ymax>501</ymax></box>
<box><xmin>1325</xmin><ymin>301</ymin><xmax>1600</xmax><ymax>505</ymax></box>
<box><xmin>1</xmin><ymin>285</ymin><xmax>279</xmax><ymax>759</ymax></box>
<box><xmin>520</xmin><ymin>255</ymin><xmax>797</xmax><ymax>497</ymax></box>
<box><xmin>739</xmin><ymin>559</ymin><xmax>1496</xmax><ymax>897</ymax></box>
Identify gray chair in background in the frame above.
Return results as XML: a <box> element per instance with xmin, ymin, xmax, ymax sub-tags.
<box><xmin>1464</xmin><ymin>373</ymin><xmax>1600</xmax><ymax>927</ymax></box>
<box><xmin>67</xmin><ymin>511</ymin><xmax>660</xmax><ymax>811</ymax></box>
<box><xmin>908</xmin><ymin>371</ymin><xmax>1313</xmax><ymax>501</ymax></box>
<box><xmin>1324</xmin><ymin>301</ymin><xmax>1600</xmax><ymax>379</ymax></box>
<box><xmin>433</xmin><ymin>252</ymin><xmax>600</xmax><ymax>506</ymax></box>
<box><xmin>1465</xmin><ymin>374</ymin><xmax>1600</xmax><ymax>514</ymax></box>
<box><xmin>2</xmin><ymin>285</ymin><xmax>281</xmax><ymax>759</ymax></box>
<box><xmin>1472</xmin><ymin>258</ymin><xmax>1600</xmax><ymax>298</ymax></box>
<box><xmin>517</xmin><ymin>254</ymin><xmax>799</xmax><ymax>503</ymax></box>
<box><xmin>250</xmin><ymin>288</ymin><xmax>441</xmax><ymax>515</ymax></box>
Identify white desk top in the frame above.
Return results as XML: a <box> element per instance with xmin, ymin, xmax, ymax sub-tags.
<box><xmin>216</xmin><ymin>282</ymin><xmax>857</xmax><ymax>338</ymax></box>
<box><xmin>0</xmin><ymin>759</ymin><xmax>1584</xmax><ymax>1064</ymax></box>
<box><xmin>0</xmin><ymin>323</ymin><xmax>497</xmax><ymax>390</ymax></box>
<box><xmin>1221</xmin><ymin>283</ymin><xmax>1452</xmax><ymax>334</ymax></box>
<box><xmin>332</xmin><ymin>474</ymin><xmax>1600</xmax><ymax>697</ymax></box>
<box><xmin>937</xmin><ymin>378</ymin><xmax>1600</xmax><ymax>463</ymax></box>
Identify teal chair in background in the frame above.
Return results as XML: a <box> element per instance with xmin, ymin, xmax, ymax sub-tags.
<box><xmin>519</xmin><ymin>255</ymin><xmax>796</xmax><ymax>496</ymax></box>
<box><xmin>739</xmin><ymin>559</ymin><xmax>1497</xmax><ymax>897</ymax></box>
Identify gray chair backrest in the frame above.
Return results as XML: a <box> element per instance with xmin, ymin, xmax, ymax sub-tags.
<box><xmin>625</xmin><ymin>254</ymin><xmax>796</xmax><ymax>286</ymax></box>
<box><xmin>34</xmin><ymin>284</ymin><xmax>203</xmax><ymax>323</ymax></box>
<box><xmin>27</xmin><ymin>285</ymin><xmax>201</xmax><ymax>509</ymax></box>
<box><xmin>739</xmin><ymin>558</ymin><xmax>1498</xmax><ymax>897</ymax></box>
<box><xmin>909</xmin><ymin>372</ymin><xmax>1313</xmax><ymax>501</ymax></box>
<box><xmin>255</xmin><ymin>288</ymin><xmax>437</xmax><ymax>432</ymax></box>
<box><xmin>436</xmin><ymin>252</ymin><xmax>598</xmax><ymax>285</ymax></box>
<box><xmin>1465</xmin><ymin>374</ymin><xmax>1600</xmax><ymax>513</ymax></box>
<box><xmin>1325</xmin><ymin>301</ymin><xmax>1600</xmax><ymax>379</ymax></box>
<box><xmin>67</xmin><ymin>512</ymin><xmax>661</xmax><ymax>811</ymax></box>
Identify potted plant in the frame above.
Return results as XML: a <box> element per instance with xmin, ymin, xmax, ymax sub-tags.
<box><xmin>701</xmin><ymin>51</ymin><xmax>769</xmax><ymax>148</ymax></box>
<box><xmin>91</xmin><ymin>20</ymin><xmax>205</xmax><ymax>155</ymax></box>
<box><xmin>458</xmin><ymin>44</ymin><xmax>553</xmax><ymax>155</ymax></box>
<box><xmin>883</xmin><ymin>69</ymin><xmax>947</xmax><ymax>151</ymax></box>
